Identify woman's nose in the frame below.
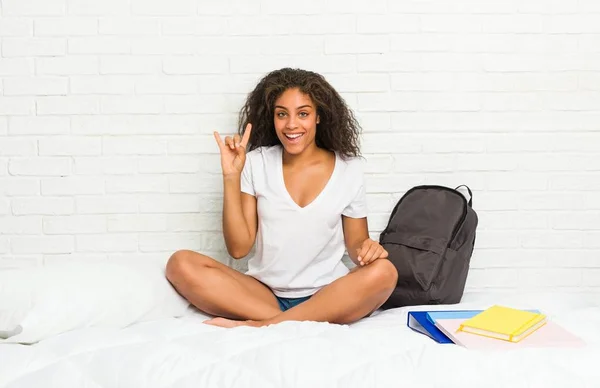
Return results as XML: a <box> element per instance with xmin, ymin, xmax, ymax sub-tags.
<box><xmin>286</xmin><ymin>116</ymin><xmax>298</xmax><ymax>129</ymax></box>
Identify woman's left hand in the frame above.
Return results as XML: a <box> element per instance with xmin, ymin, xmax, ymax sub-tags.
<box><xmin>356</xmin><ymin>238</ymin><xmax>388</xmax><ymax>266</ymax></box>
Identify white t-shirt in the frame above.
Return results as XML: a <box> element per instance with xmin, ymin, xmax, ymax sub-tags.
<box><xmin>240</xmin><ymin>145</ymin><xmax>368</xmax><ymax>298</ymax></box>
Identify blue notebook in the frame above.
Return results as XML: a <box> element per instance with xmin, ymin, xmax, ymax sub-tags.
<box><xmin>406</xmin><ymin>311</ymin><xmax>453</xmax><ymax>344</ymax></box>
<box><xmin>426</xmin><ymin>310</ymin><xmax>486</xmax><ymax>324</ymax></box>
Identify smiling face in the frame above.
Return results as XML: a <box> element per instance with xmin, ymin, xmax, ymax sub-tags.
<box><xmin>273</xmin><ymin>87</ymin><xmax>320</xmax><ymax>156</ymax></box>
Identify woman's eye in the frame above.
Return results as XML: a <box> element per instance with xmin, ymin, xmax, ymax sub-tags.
<box><xmin>299</xmin><ymin>112</ymin><xmax>308</xmax><ymax>117</ymax></box>
<box><xmin>276</xmin><ymin>112</ymin><xmax>286</xmax><ymax>117</ymax></box>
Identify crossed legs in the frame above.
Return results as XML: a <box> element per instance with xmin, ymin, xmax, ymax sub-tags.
<box><xmin>166</xmin><ymin>250</ymin><xmax>398</xmax><ymax>328</ymax></box>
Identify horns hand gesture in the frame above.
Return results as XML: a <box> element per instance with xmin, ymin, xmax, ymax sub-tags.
<box><xmin>213</xmin><ymin>123</ymin><xmax>252</xmax><ymax>177</ymax></box>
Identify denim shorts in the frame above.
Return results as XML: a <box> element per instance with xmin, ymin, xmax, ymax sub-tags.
<box><xmin>275</xmin><ymin>295</ymin><xmax>312</xmax><ymax>312</ymax></box>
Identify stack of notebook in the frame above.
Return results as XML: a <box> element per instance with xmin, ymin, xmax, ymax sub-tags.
<box><xmin>407</xmin><ymin>305</ymin><xmax>584</xmax><ymax>349</ymax></box>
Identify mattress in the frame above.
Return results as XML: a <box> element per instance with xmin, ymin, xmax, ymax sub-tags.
<box><xmin>1</xmin><ymin>292</ymin><xmax>599</xmax><ymax>388</ymax></box>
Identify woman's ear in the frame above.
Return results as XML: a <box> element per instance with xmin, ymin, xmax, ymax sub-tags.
<box><xmin>316</xmin><ymin>115</ymin><xmax>320</xmax><ymax>124</ymax></box>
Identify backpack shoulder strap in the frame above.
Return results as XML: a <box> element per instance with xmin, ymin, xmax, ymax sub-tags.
<box><xmin>455</xmin><ymin>185</ymin><xmax>473</xmax><ymax>207</ymax></box>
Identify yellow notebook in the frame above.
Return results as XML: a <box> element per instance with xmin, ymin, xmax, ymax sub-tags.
<box><xmin>457</xmin><ymin>305</ymin><xmax>547</xmax><ymax>343</ymax></box>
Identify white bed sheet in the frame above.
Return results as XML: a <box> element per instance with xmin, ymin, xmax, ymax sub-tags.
<box><xmin>1</xmin><ymin>292</ymin><xmax>599</xmax><ymax>388</ymax></box>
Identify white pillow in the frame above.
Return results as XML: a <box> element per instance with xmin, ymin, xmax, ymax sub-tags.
<box><xmin>0</xmin><ymin>260</ymin><xmax>189</xmax><ymax>344</ymax></box>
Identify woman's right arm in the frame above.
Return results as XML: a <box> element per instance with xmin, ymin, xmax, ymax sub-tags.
<box><xmin>222</xmin><ymin>175</ymin><xmax>257</xmax><ymax>259</ymax></box>
<box><xmin>214</xmin><ymin>124</ymin><xmax>257</xmax><ymax>259</ymax></box>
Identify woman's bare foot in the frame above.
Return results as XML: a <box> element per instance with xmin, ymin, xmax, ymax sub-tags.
<box><xmin>203</xmin><ymin>317</ymin><xmax>262</xmax><ymax>328</ymax></box>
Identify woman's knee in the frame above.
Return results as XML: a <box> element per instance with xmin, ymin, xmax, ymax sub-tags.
<box><xmin>364</xmin><ymin>259</ymin><xmax>398</xmax><ymax>292</ymax></box>
<box><xmin>166</xmin><ymin>249</ymin><xmax>210</xmax><ymax>285</ymax></box>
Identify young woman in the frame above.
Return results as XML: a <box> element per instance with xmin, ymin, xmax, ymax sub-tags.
<box><xmin>166</xmin><ymin>68</ymin><xmax>398</xmax><ymax>328</ymax></box>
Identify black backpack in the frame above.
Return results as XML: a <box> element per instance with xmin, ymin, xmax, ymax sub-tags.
<box><xmin>379</xmin><ymin>185</ymin><xmax>478</xmax><ymax>309</ymax></box>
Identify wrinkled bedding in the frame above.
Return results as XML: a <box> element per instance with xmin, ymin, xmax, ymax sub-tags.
<box><xmin>2</xmin><ymin>292</ymin><xmax>599</xmax><ymax>388</ymax></box>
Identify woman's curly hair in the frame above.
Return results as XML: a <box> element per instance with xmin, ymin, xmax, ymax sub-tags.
<box><xmin>237</xmin><ymin>68</ymin><xmax>362</xmax><ymax>159</ymax></box>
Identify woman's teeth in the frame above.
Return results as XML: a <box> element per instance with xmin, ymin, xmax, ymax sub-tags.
<box><xmin>285</xmin><ymin>133</ymin><xmax>303</xmax><ymax>140</ymax></box>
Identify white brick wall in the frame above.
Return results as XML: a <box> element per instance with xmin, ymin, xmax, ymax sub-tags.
<box><xmin>1</xmin><ymin>0</ymin><xmax>599</xmax><ymax>295</ymax></box>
